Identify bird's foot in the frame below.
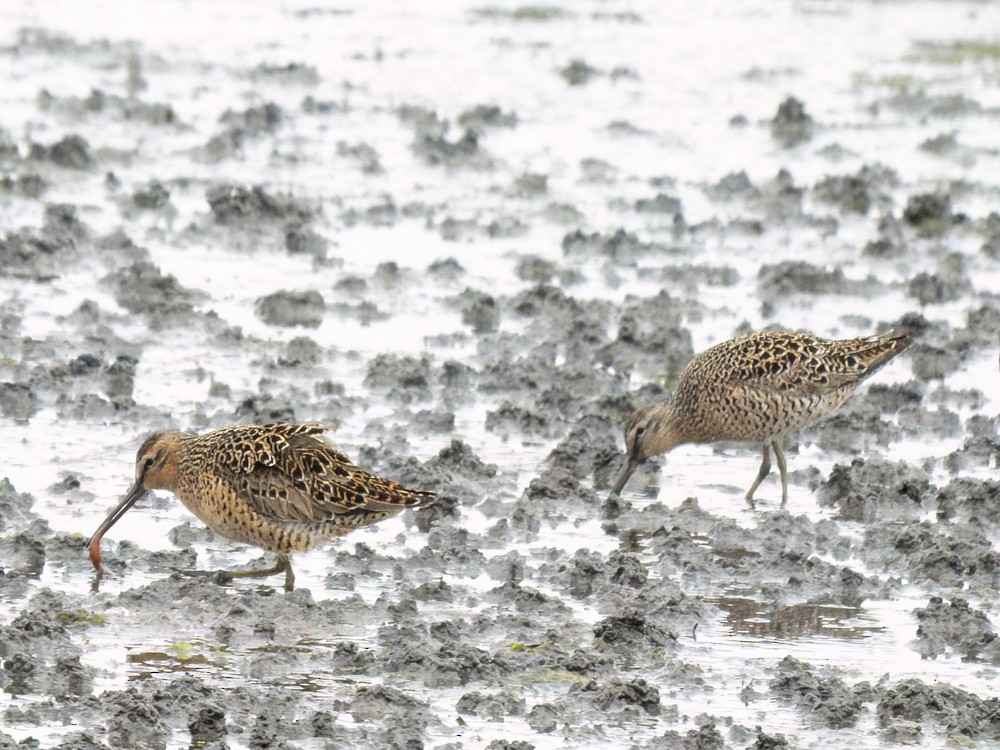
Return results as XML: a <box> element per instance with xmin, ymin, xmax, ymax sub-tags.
<box><xmin>171</xmin><ymin>567</ymin><xmax>230</xmax><ymax>586</ymax></box>
<box><xmin>172</xmin><ymin>558</ymin><xmax>294</xmax><ymax>591</ymax></box>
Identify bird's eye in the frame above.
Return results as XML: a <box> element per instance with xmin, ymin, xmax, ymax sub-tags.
<box><xmin>143</xmin><ymin>457</ymin><xmax>155</xmax><ymax>469</ymax></box>
<box><xmin>635</xmin><ymin>426</ymin><xmax>645</xmax><ymax>437</ymax></box>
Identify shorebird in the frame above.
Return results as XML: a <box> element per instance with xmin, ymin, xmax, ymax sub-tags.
<box><xmin>610</xmin><ymin>329</ymin><xmax>912</xmax><ymax>507</ymax></box>
<box><xmin>88</xmin><ymin>422</ymin><xmax>435</xmax><ymax>590</ymax></box>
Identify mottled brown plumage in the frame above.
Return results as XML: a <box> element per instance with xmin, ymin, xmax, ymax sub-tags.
<box><xmin>611</xmin><ymin>329</ymin><xmax>912</xmax><ymax>506</ymax></box>
<box><xmin>88</xmin><ymin>422</ymin><xmax>435</xmax><ymax>590</ymax></box>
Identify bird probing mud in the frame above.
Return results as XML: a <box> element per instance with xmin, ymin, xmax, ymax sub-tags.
<box><xmin>611</xmin><ymin>329</ymin><xmax>913</xmax><ymax>506</ymax></box>
<box><xmin>88</xmin><ymin>422</ymin><xmax>435</xmax><ymax>590</ymax></box>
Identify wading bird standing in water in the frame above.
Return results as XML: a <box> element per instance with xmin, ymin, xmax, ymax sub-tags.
<box><xmin>89</xmin><ymin>422</ymin><xmax>435</xmax><ymax>590</ymax></box>
<box><xmin>611</xmin><ymin>329</ymin><xmax>912</xmax><ymax>507</ymax></box>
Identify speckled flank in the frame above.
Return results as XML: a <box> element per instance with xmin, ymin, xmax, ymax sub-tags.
<box><xmin>613</xmin><ymin>330</ymin><xmax>912</xmax><ymax>506</ymax></box>
<box><xmin>91</xmin><ymin>422</ymin><xmax>434</xmax><ymax>589</ymax></box>
<box><xmin>175</xmin><ymin>423</ymin><xmax>431</xmax><ymax>548</ymax></box>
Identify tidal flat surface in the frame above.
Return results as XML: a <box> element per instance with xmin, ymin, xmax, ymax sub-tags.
<box><xmin>1</xmin><ymin>1</ymin><xmax>999</xmax><ymax>748</ymax></box>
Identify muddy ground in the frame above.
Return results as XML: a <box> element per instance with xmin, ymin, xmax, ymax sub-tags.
<box><xmin>1</xmin><ymin>2</ymin><xmax>1000</xmax><ymax>749</ymax></box>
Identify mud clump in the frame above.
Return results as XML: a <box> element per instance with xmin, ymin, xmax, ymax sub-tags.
<box><xmin>206</xmin><ymin>184</ymin><xmax>316</xmax><ymax>225</ymax></box>
<box><xmin>102</xmin><ymin>355</ymin><xmax>138</xmax><ymax>400</ymax></box>
<box><xmin>131</xmin><ymin>180</ymin><xmax>171</xmax><ymax>211</ymax></box>
<box><xmin>219</xmin><ymin>102</ymin><xmax>283</xmax><ymax>134</ymax></box>
<box><xmin>485</xmin><ymin>401</ymin><xmax>551</xmax><ymax>436</ymax></box>
<box><xmin>105</xmin><ymin>261</ymin><xmax>201</xmax><ymax>321</ymax></box>
<box><xmin>284</xmin><ymin>223</ymin><xmax>328</xmax><ymax>258</ymax></box>
<box><xmin>708</xmin><ymin>169</ymin><xmax>757</xmax><ymax>201</ymax></box>
<box><xmin>363</xmin><ymin>353</ymin><xmax>432</xmax><ymax>403</ymax></box>
<box><xmin>817</xmin><ymin>458</ymin><xmax>934</xmax><ymax>522</ymax></box>
<box><xmin>410</xmin><ymin>438</ymin><xmax>497</xmax><ymax>518</ymax></box>
<box><xmin>593</xmin><ymin>610</ymin><xmax>677</xmax><ymax>652</ymax></box>
<box><xmin>877</xmin><ymin>679</ymin><xmax>1000</xmax><ymax>741</ymax></box>
<box><xmin>277</xmin><ymin>336</ymin><xmax>321</xmax><ymax>366</ymax></box>
<box><xmin>0</xmin><ymin>226</ymin><xmax>78</xmax><ymax>281</ymax></box>
<box><xmin>902</xmin><ymin>192</ymin><xmax>953</xmax><ymax>234</ymax></box>
<box><xmin>457</xmin><ymin>104</ymin><xmax>518</xmax><ymax>133</ymax></box>
<box><xmin>347</xmin><ymin>685</ymin><xmax>430</xmax><ymax>729</ymax></box>
<box><xmin>101</xmin><ymin>686</ymin><xmax>169</xmax><ymax>750</ymax></box>
<box><xmin>908</xmin><ymin>342</ymin><xmax>963</xmax><ymax>380</ymax></box>
<box><xmin>913</xmin><ymin>597</ymin><xmax>1000</xmax><ymax>662</ymax></box>
<box><xmin>654</xmin><ymin>723</ymin><xmax>727</xmax><ymax>749</ymax></box>
<box><xmin>907</xmin><ymin>269</ymin><xmax>970</xmax><ymax>306</ymax></box>
<box><xmin>188</xmin><ymin>704</ymin><xmax>226</xmax><ymax>745</ymax></box>
<box><xmin>456</xmin><ymin>689</ymin><xmax>525</xmax><ymax>720</ymax></box>
<box><xmin>0</xmin><ymin>479</ymin><xmax>36</xmax><ymax>532</ymax></box>
<box><xmin>547</xmin><ymin>425</ymin><xmax>619</xmax><ymax>483</ymax></box>
<box><xmin>770</xmin><ymin>96</ymin><xmax>813</xmax><ymax>147</ymax></box>
<box><xmin>860</xmin><ymin>521</ymin><xmax>1000</xmax><ymax>590</ymax></box>
<box><xmin>770</xmin><ymin>656</ymin><xmax>867</xmax><ymax>728</ymax></box>
<box><xmin>410</xmin><ymin>407</ymin><xmax>455</xmax><ymax>434</ymax></box>
<box><xmin>946</xmin><ymin>432</ymin><xmax>1000</xmax><ymax>473</ymax></box>
<box><xmin>33</xmin><ymin>352</ymin><xmax>139</xmax><ymax>409</ymax></box>
<box><xmin>0</xmin><ymin>531</ymin><xmax>47</xmax><ymax>577</ymax></box>
<box><xmin>254</xmin><ymin>290</ymin><xmax>325</xmax><ymax>328</ymax></box>
<box><xmin>813</xmin><ymin>173</ymin><xmax>872</xmax><ymax>214</ymax></box>
<box><xmin>29</xmin><ymin>134</ymin><xmax>92</xmax><ymax>169</ymax></box>
<box><xmin>559</xmin><ymin>58</ymin><xmax>598</xmax><ymax>85</ymax></box>
<box><xmin>803</xmin><ymin>407</ymin><xmax>899</xmax><ymax>454</ymax></box>
<box><xmin>934</xmin><ymin>478</ymin><xmax>1000</xmax><ymax>527</ymax></box>
<box><xmin>0</xmin><ymin>382</ymin><xmax>38</xmax><ymax>420</ymax></box>
<box><xmin>598</xmin><ymin>290</ymin><xmax>693</xmax><ymax>380</ymax></box>
<box><xmin>812</xmin><ymin>164</ymin><xmax>897</xmax><ymax>216</ymax></box>
<box><xmin>757</xmin><ymin>261</ymin><xmax>847</xmax><ymax>299</ymax></box>
<box><xmin>0</xmin><ymin>592</ymin><xmax>95</xmax><ymax>698</ymax></box>
<box><xmin>589</xmin><ymin>677</ymin><xmax>661</xmax><ymax>715</ymax></box>
<box><xmin>561</xmin><ymin>228</ymin><xmax>660</xmax><ymax>263</ymax></box>
<box><xmin>863</xmin><ymin>215</ymin><xmax>907</xmax><ymax>258</ymax></box>
<box><xmin>337</xmin><ymin>140</ymin><xmax>384</xmax><ymax>175</ymax></box>
<box><xmin>634</xmin><ymin>192</ymin><xmax>684</xmax><ymax>221</ymax></box>
<box><xmin>455</xmin><ymin>288</ymin><xmax>499</xmax><ymax>333</ymax></box>
<box><xmin>399</xmin><ymin>105</ymin><xmax>490</xmax><ymax>169</ymax></box>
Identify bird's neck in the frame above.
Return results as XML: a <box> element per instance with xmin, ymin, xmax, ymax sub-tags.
<box><xmin>645</xmin><ymin>400</ymin><xmax>687</xmax><ymax>455</ymax></box>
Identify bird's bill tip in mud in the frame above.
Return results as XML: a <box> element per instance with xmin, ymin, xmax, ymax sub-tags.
<box><xmin>87</xmin><ymin>534</ymin><xmax>103</xmax><ymax>571</ymax></box>
<box><xmin>610</xmin><ymin>456</ymin><xmax>640</xmax><ymax>497</ymax></box>
<box><xmin>87</xmin><ymin>479</ymin><xmax>148</xmax><ymax>572</ymax></box>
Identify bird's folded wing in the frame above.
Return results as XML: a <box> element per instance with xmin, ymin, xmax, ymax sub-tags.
<box><xmin>730</xmin><ymin>352</ymin><xmax>872</xmax><ymax>400</ymax></box>
<box><xmin>230</xmin><ymin>430</ymin><xmax>433</xmax><ymax>522</ymax></box>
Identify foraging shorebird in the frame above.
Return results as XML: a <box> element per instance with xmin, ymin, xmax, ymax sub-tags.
<box><xmin>611</xmin><ymin>330</ymin><xmax>912</xmax><ymax>506</ymax></box>
<box><xmin>88</xmin><ymin>422</ymin><xmax>435</xmax><ymax>590</ymax></box>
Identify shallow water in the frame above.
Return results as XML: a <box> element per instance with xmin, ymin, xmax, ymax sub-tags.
<box><xmin>1</xmin><ymin>0</ymin><xmax>999</xmax><ymax>748</ymax></box>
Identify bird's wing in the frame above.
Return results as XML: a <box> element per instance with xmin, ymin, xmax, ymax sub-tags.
<box><xmin>216</xmin><ymin>423</ymin><xmax>434</xmax><ymax>523</ymax></box>
<box><xmin>721</xmin><ymin>333</ymin><xmax>907</xmax><ymax>400</ymax></box>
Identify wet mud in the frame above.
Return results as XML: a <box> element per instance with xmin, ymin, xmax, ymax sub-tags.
<box><xmin>1</xmin><ymin>2</ymin><xmax>1000</xmax><ymax>749</ymax></box>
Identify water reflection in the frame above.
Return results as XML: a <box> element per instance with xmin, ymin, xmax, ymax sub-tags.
<box><xmin>125</xmin><ymin>648</ymin><xmax>219</xmax><ymax>681</ymax></box>
<box><xmin>712</xmin><ymin>596</ymin><xmax>885</xmax><ymax>640</ymax></box>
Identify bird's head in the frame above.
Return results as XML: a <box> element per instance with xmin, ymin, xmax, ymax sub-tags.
<box><xmin>610</xmin><ymin>401</ymin><xmax>681</xmax><ymax>496</ymax></box>
<box><xmin>87</xmin><ymin>431</ymin><xmax>188</xmax><ymax>570</ymax></box>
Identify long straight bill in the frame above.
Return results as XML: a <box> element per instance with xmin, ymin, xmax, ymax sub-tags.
<box><xmin>87</xmin><ymin>479</ymin><xmax>149</xmax><ymax>570</ymax></box>
<box><xmin>610</xmin><ymin>456</ymin><xmax>640</xmax><ymax>496</ymax></box>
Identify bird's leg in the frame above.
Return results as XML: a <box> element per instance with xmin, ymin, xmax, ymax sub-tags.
<box><xmin>744</xmin><ymin>443</ymin><xmax>772</xmax><ymax>508</ymax></box>
<box><xmin>281</xmin><ymin>554</ymin><xmax>295</xmax><ymax>592</ymax></box>
<box><xmin>772</xmin><ymin>439</ymin><xmax>788</xmax><ymax>507</ymax></box>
